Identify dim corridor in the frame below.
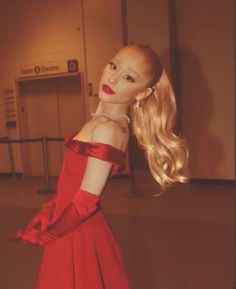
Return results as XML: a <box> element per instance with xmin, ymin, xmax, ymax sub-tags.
<box><xmin>0</xmin><ymin>170</ymin><xmax>234</xmax><ymax>289</ymax></box>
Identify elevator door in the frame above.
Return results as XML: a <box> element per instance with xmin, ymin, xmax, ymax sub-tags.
<box><xmin>18</xmin><ymin>75</ymin><xmax>85</xmax><ymax>176</ymax></box>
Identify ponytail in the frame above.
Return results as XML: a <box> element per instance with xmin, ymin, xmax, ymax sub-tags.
<box><xmin>130</xmin><ymin>69</ymin><xmax>189</xmax><ymax>192</ymax></box>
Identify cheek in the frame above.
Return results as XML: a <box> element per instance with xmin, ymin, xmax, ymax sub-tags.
<box><xmin>98</xmin><ymin>71</ymin><xmax>109</xmax><ymax>90</ymax></box>
<box><xmin>115</xmin><ymin>85</ymin><xmax>140</xmax><ymax>102</ymax></box>
<box><xmin>120</xmin><ymin>83</ymin><xmax>143</xmax><ymax>96</ymax></box>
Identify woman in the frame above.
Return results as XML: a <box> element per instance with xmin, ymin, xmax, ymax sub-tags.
<box><xmin>10</xmin><ymin>43</ymin><xmax>188</xmax><ymax>289</ymax></box>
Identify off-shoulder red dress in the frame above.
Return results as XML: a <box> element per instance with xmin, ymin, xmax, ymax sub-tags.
<box><xmin>35</xmin><ymin>131</ymin><xmax>131</xmax><ymax>289</ymax></box>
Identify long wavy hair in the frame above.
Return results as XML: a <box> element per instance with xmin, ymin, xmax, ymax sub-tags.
<box><xmin>127</xmin><ymin>43</ymin><xmax>189</xmax><ymax>192</ymax></box>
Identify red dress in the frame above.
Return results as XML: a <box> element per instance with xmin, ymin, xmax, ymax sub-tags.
<box><xmin>35</xmin><ymin>131</ymin><xmax>131</xmax><ymax>289</ymax></box>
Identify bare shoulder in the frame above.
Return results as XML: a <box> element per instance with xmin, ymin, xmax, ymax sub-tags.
<box><xmin>92</xmin><ymin>119</ymin><xmax>129</xmax><ymax>151</ymax></box>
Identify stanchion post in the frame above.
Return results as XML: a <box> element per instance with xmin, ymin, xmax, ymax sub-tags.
<box><xmin>43</xmin><ymin>136</ymin><xmax>49</xmax><ymax>189</ymax></box>
<box><xmin>7</xmin><ymin>141</ymin><xmax>16</xmax><ymax>181</ymax></box>
<box><xmin>37</xmin><ymin>136</ymin><xmax>55</xmax><ymax>194</ymax></box>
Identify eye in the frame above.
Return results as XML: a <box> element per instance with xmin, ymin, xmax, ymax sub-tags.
<box><xmin>109</xmin><ymin>62</ymin><xmax>117</xmax><ymax>71</ymax></box>
<box><xmin>124</xmin><ymin>75</ymin><xmax>135</xmax><ymax>83</ymax></box>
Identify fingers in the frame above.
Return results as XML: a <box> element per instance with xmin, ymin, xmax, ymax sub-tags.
<box><xmin>28</xmin><ymin>216</ymin><xmax>49</xmax><ymax>231</ymax></box>
<box><xmin>22</xmin><ymin>227</ymin><xmax>38</xmax><ymax>239</ymax></box>
<box><xmin>21</xmin><ymin>227</ymin><xmax>42</xmax><ymax>246</ymax></box>
<box><xmin>9</xmin><ymin>226</ymin><xmax>40</xmax><ymax>245</ymax></box>
<box><xmin>8</xmin><ymin>229</ymin><xmax>25</xmax><ymax>241</ymax></box>
<box><xmin>9</xmin><ymin>214</ymin><xmax>51</xmax><ymax>245</ymax></box>
<box><xmin>40</xmin><ymin>219</ymin><xmax>50</xmax><ymax>232</ymax></box>
<box><xmin>26</xmin><ymin>219</ymin><xmax>40</xmax><ymax>229</ymax></box>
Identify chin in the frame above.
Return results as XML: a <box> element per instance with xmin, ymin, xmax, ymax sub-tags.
<box><xmin>98</xmin><ymin>91</ymin><xmax>114</xmax><ymax>101</ymax></box>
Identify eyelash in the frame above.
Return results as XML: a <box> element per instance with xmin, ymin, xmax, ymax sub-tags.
<box><xmin>109</xmin><ymin>62</ymin><xmax>117</xmax><ymax>71</ymax></box>
<box><xmin>124</xmin><ymin>75</ymin><xmax>135</xmax><ymax>83</ymax></box>
<box><xmin>108</xmin><ymin>62</ymin><xmax>135</xmax><ymax>83</ymax></box>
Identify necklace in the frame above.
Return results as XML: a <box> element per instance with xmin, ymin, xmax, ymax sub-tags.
<box><xmin>91</xmin><ymin>111</ymin><xmax>130</xmax><ymax>124</ymax></box>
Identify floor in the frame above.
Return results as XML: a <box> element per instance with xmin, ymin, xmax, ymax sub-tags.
<box><xmin>0</xmin><ymin>170</ymin><xmax>234</xmax><ymax>289</ymax></box>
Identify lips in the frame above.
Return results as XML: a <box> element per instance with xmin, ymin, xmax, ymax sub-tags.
<box><xmin>102</xmin><ymin>84</ymin><xmax>115</xmax><ymax>95</ymax></box>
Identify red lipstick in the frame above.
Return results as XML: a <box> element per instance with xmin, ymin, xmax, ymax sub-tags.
<box><xmin>102</xmin><ymin>84</ymin><xmax>115</xmax><ymax>95</ymax></box>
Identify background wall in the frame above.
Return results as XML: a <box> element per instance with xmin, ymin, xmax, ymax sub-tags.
<box><xmin>175</xmin><ymin>0</ymin><xmax>234</xmax><ymax>179</ymax></box>
<box><xmin>126</xmin><ymin>0</ymin><xmax>171</xmax><ymax>73</ymax></box>
<box><xmin>126</xmin><ymin>0</ymin><xmax>234</xmax><ymax>180</ymax></box>
<box><xmin>0</xmin><ymin>0</ymin><xmax>85</xmax><ymax>174</ymax></box>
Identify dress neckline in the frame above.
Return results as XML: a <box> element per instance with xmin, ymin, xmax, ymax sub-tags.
<box><xmin>67</xmin><ymin>131</ymin><xmax>126</xmax><ymax>155</ymax></box>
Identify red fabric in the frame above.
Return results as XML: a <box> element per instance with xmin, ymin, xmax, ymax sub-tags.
<box><xmin>22</xmin><ymin>190</ymin><xmax>100</xmax><ymax>246</ymax></box>
<box><xmin>65</xmin><ymin>130</ymin><xmax>127</xmax><ymax>174</ymax></box>
<box><xmin>34</xmin><ymin>131</ymin><xmax>130</xmax><ymax>289</ymax></box>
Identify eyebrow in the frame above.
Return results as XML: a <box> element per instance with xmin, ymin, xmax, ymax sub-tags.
<box><xmin>113</xmin><ymin>57</ymin><xmax>140</xmax><ymax>78</ymax></box>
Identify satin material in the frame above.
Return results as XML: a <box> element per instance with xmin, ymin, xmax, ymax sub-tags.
<box><xmin>65</xmin><ymin>130</ymin><xmax>127</xmax><ymax>174</ymax></box>
<box><xmin>35</xmin><ymin>131</ymin><xmax>131</xmax><ymax>289</ymax></box>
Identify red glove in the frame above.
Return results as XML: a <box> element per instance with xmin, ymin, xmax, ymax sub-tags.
<box><xmin>21</xmin><ymin>189</ymin><xmax>99</xmax><ymax>246</ymax></box>
<box><xmin>9</xmin><ymin>196</ymin><xmax>56</xmax><ymax>242</ymax></box>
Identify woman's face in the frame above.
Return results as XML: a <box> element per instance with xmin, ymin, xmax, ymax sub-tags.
<box><xmin>98</xmin><ymin>46</ymin><xmax>152</xmax><ymax>105</ymax></box>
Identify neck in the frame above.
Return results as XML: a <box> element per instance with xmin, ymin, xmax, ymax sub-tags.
<box><xmin>92</xmin><ymin>101</ymin><xmax>130</xmax><ymax>124</ymax></box>
<box><xmin>95</xmin><ymin>101</ymin><xmax>129</xmax><ymax>115</ymax></box>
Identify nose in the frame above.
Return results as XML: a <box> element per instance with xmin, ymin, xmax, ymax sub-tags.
<box><xmin>108</xmin><ymin>72</ymin><xmax>120</xmax><ymax>85</ymax></box>
<box><xmin>108</xmin><ymin>76</ymin><xmax>116</xmax><ymax>85</ymax></box>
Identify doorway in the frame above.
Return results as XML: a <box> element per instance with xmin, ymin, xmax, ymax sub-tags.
<box><xmin>17</xmin><ymin>74</ymin><xmax>85</xmax><ymax>176</ymax></box>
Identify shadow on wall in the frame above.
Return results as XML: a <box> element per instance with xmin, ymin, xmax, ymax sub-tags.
<box><xmin>162</xmin><ymin>47</ymin><xmax>224</xmax><ymax>178</ymax></box>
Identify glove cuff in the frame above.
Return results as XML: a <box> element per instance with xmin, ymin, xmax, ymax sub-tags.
<box><xmin>73</xmin><ymin>189</ymin><xmax>100</xmax><ymax>215</ymax></box>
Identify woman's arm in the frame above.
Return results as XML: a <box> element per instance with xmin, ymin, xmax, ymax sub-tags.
<box><xmin>79</xmin><ymin>120</ymin><xmax>125</xmax><ymax>195</ymax></box>
<box><xmin>21</xmin><ymin>120</ymin><xmax>126</xmax><ymax>246</ymax></box>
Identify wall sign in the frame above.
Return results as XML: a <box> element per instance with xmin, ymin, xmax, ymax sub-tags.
<box><xmin>19</xmin><ymin>60</ymin><xmax>79</xmax><ymax>78</ymax></box>
<box><xmin>67</xmin><ymin>59</ymin><xmax>78</xmax><ymax>72</ymax></box>
<box><xmin>3</xmin><ymin>88</ymin><xmax>17</xmax><ymax>129</ymax></box>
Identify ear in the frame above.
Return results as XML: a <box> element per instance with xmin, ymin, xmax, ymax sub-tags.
<box><xmin>136</xmin><ymin>87</ymin><xmax>154</xmax><ymax>101</ymax></box>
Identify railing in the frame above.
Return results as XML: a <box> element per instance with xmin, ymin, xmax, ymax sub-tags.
<box><xmin>0</xmin><ymin>136</ymin><xmax>63</xmax><ymax>193</ymax></box>
<box><xmin>0</xmin><ymin>136</ymin><xmax>138</xmax><ymax>196</ymax></box>
<box><xmin>0</xmin><ymin>136</ymin><xmax>16</xmax><ymax>181</ymax></box>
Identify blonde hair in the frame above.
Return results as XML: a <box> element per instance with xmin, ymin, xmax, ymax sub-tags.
<box><xmin>127</xmin><ymin>44</ymin><xmax>189</xmax><ymax>192</ymax></box>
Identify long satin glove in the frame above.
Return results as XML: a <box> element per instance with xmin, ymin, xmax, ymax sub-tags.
<box><xmin>21</xmin><ymin>189</ymin><xmax>100</xmax><ymax>246</ymax></box>
<box><xmin>9</xmin><ymin>196</ymin><xmax>56</xmax><ymax>241</ymax></box>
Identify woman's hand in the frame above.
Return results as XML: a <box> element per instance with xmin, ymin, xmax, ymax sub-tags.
<box><xmin>9</xmin><ymin>197</ymin><xmax>56</xmax><ymax>243</ymax></box>
<box><xmin>26</xmin><ymin>210</ymin><xmax>51</xmax><ymax>232</ymax></box>
<box><xmin>9</xmin><ymin>211</ymin><xmax>50</xmax><ymax>241</ymax></box>
<box><xmin>20</xmin><ymin>226</ymin><xmax>43</xmax><ymax>246</ymax></box>
<box><xmin>9</xmin><ymin>225</ymin><xmax>38</xmax><ymax>244</ymax></box>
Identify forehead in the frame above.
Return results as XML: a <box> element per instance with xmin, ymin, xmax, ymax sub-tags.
<box><xmin>113</xmin><ymin>47</ymin><xmax>151</xmax><ymax>75</ymax></box>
